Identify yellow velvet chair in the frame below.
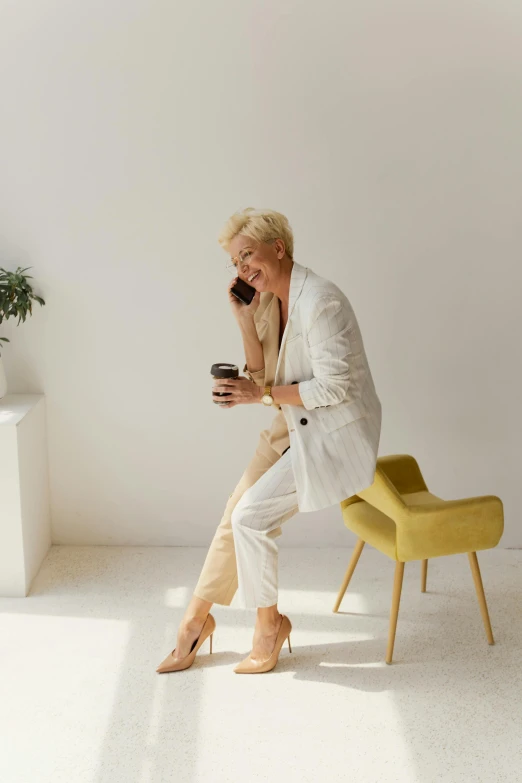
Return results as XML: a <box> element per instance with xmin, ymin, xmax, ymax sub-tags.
<box><xmin>334</xmin><ymin>454</ymin><xmax>504</xmax><ymax>664</ymax></box>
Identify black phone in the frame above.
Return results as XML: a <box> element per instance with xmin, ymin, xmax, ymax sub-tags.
<box><xmin>231</xmin><ymin>276</ymin><xmax>256</xmax><ymax>305</ymax></box>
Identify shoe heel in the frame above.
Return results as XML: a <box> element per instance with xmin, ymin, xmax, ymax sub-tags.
<box><xmin>287</xmin><ymin>634</ymin><xmax>292</xmax><ymax>653</ymax></box>
<box><xmin>210</xmin><ymin>632</ymin><xmax>213</xmax><ymax>654</ymax></box>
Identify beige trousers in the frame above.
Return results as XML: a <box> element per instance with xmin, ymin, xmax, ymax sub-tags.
<box><xmin>193</xmin><ymin>408</ymin><xmax>291</xmax><ymax>606</ymax></box>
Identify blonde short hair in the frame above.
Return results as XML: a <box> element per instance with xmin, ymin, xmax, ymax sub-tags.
<box><xmin>218</xmin><ymin>207</ymin><xmax>294</xmax><ymax>260</ymax></box>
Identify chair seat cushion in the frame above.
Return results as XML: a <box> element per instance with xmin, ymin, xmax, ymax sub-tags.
<box><xmin>401</xmin><ymin>490</ymin><xmax>444</xmax><ymax>506</ymax></box>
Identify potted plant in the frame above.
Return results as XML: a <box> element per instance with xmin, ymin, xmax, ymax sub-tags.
<box><xmin>0</xmin><ymin>265</ymin><xmax>46</xmax><ymax>399</ymax></box>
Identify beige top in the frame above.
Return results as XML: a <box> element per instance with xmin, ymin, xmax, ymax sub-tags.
<box><xmin>242</xmin><ymin>292</ymin><xmax>290</xmax><ymax>458</ymax></box>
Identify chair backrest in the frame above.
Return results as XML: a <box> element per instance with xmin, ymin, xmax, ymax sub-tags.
<box><xmin>377</xmin><ymin>455</ymin><xmax>429</xmax><ymax>495</ymax></box>
<box><xmin>341</xmin><ymin>455</ymin><xmax>428</xmax><ymax>524</ymax></box>
<box><xmin>356</xmin><ymin>466</ymin><xmax>406</xmax><ymax>521</ymax></box>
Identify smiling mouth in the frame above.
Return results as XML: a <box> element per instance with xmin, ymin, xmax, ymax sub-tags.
<box><xmin>248</xmin><ymin>271</ymin><xmax>261</xmax><ymax>283</ymax></box>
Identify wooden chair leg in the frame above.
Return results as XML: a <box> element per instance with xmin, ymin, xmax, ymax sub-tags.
<box><xmin>332</xmin><ymin>538</ymin><xmax>365</xmax><ymax>612</ymax></box>
<box><xmin>468</xmin><ymin>551</ymin><xmax>495</xmax><ymax>645</ymax></box>
<box><xmin>421</xmin><ymin>559</ymin><xmax>428</xmax><ymax>592</ymax></box>
<box><xmin>386</xmin><ymin>561</ymin><xmax>405</xmax><ymax>664</ymax></box>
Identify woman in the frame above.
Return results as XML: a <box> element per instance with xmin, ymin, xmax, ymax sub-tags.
<box><xmin>156</xmin><ymin>208</ymin><xmax>382</xmax><ymax>674</ymax></box>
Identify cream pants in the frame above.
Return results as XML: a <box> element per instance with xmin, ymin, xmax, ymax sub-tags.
<box><xmin>193</xmin><ymin>409</ymin><xmax>298</xmax><ymax>608</ymax></box>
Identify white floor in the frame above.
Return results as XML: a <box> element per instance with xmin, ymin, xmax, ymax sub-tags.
<box><xmin>1</xmin><ymin>546</ymin><xmax>521</xmax><ymax>783</ymax></box>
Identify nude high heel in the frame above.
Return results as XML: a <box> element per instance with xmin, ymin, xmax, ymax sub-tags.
<box><xmin>156</xmin><ymin>613</ymin><xmax>216</xmax><ymax>673</ymax></box>
<box><xmin>233</xmin><ymin>614</ymin><xmax>292</xmax><ymax>674</ymax></box>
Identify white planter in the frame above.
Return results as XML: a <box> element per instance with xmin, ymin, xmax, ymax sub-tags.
<box><xmin>0</xmin><ymin>356</ymin><xmax>7</xmax><ymax>399</ymax></box>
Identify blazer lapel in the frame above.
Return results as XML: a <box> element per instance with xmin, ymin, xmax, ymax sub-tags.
<box><xmin>273</xmin><ymin>261</ymin><xmax>308</xmax><ymax>387</ymax></box>
<box><xmin>251</xmin><ymin>261</ymin><xmax>308</xmax><ymax>388</ymax></box>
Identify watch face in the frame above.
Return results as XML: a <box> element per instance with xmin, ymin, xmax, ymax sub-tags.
<box><xmin>262</xmin><ymin>394</ymin><xmax>273</xmax><ymax>405</ymax></box>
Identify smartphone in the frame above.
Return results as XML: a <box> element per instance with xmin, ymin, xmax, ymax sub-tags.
<box><xmin>231</xmin><ymin>277</ymin><xmax>256</xmax><ymax>305</ymax></box>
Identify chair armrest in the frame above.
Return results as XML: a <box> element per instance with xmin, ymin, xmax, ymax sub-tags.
<box><xmin>397</xmin><ymin>495</ymin><xmax>504</xmax><ymax>560</ymax></box>
<box><xmin>405</xmin><ymin>494</ymin><xmax>503</xmax><ymax>520</ymax></box>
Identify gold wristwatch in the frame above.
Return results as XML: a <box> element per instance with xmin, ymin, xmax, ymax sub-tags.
<box><xmin>261</xmin><ymin>384</ymin><xmax>274</xmax><ymax>406</ymax></box>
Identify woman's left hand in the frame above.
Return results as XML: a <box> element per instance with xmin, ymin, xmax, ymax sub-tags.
<box><xmin>212</xmin><ymin>376</ymin><xmax>261</xmax><ymax>407</ymax></box>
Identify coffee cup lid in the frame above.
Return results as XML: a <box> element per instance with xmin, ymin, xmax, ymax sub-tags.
<box><xmin>211</xmin><ymin>363</ymin><xmax>239</xmax><ymax>378</ymax></box>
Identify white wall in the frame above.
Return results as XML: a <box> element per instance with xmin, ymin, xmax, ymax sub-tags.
<box><xmin>1</xmin><ymin>1</ymin><xmax>520</xmax><ymax>548</ymax></box>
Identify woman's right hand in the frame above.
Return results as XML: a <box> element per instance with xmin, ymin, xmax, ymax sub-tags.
<box><xmin>227</xmin><ymin>276</ymin><xmax>260</xmax><ymax>325</ymax></box>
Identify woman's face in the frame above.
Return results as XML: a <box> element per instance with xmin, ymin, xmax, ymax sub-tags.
<box><xmin>228</xmin><ymin>235</ymin><xmax>284</xmax><ymax>292</ymax></box>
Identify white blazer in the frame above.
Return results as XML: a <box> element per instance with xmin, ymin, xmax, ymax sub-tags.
<box><xmin>244</xmin><ymin>260</ymin><xmax>382</xmax><ymax>512</ymax></box>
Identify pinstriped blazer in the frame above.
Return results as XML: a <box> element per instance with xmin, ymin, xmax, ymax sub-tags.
<box><xmin>243</xmin><ymin>260</ymin><xmax>382</xmax><ymax>512</ymax></box>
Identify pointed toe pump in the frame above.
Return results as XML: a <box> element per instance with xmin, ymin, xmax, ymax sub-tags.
<box><xmin>156</xmin><ymin>612</ymin><xmax>216</xmax><ymax>673</ymax></box>
<box><xmin>233</xmin><ymin>614</ymin><xmax>292</xmax><ymax>674</ymax></box>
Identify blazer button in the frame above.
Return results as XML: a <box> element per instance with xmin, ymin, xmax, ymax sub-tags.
<box><xmin>300</xmin><ymin>417</ymin><xmax>308</xmax><ymax>425</ymax></box>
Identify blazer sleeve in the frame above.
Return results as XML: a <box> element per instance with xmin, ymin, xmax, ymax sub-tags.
<box><xmin>298</xmin><ymin>295</ymin><xmax>353</xmax><ymax>410</ymax></box>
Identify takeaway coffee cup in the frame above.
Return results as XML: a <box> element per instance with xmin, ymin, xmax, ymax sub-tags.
<box><xmin>211</xmin><ymin>362</ymin><xmax>239</xmax><ymax>405</ymax></box>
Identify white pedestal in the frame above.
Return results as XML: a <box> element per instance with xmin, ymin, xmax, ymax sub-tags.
<box><xmin>0</xmin><ymin>394</ymin><xmax>51</xmax><ymax>597</ymax></box>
